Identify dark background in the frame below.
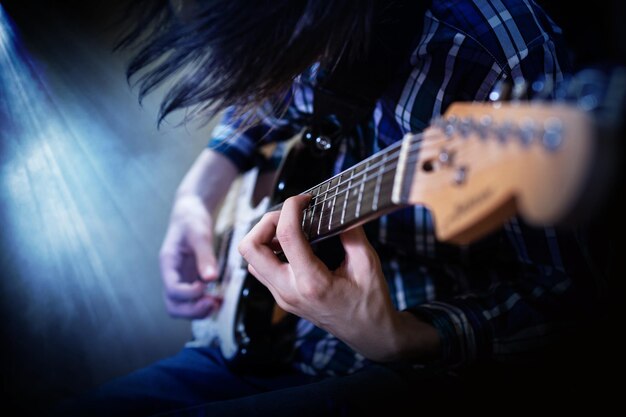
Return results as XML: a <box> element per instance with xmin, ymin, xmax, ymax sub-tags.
<box><xmin>1</xmin><ymin>1</ymin><xmax>624</xmax><ymax>415</ymax></box>
<box><xmin>541</xmin><ymin>1</ymin><xmax>626</xmax><ymax>68</ymax></box>
<box><xmin>1</xmin><ymin>0</ymin><xmax>212</xmax><ymax>414</ymax></box>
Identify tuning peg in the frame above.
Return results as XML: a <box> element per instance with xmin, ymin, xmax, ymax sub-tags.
<box><xmin>553</xmin><ymin>74</ymin><xmax>573</xmax><ymax>100</ymax></box>
<box><xmin>488</xmin><ymin>78</ymin><xmax>513</xmax><ymax>102</ymax></box>
<box><xmin>569</xmin><ymin>68</ymin><xmax>608</xmax><ymax>111</ymax></box>
<box><xmin>529</xmin><ymin>75</ymin><xmax>554</xmax><ymax>100</ymax></box>
<box><xmin>511</xmin><ymin>77</ymin><xmax>529</xmax><ymax>100</ymax></box>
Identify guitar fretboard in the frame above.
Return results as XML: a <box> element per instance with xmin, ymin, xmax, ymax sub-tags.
<box><xmin>300</xmin><ymin>141</ymin><xmax>404</xmax><ymax>243</ymax></box>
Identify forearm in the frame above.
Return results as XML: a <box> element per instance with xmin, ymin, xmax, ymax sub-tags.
<box><xmin>406</xmin><ymin>265</ymin><xmax>592</xmax><ymax>368</ymax></box>
<box><xmin>387</xmin><ymin>311</ymin><xmax>441</xmax><ymax>362</ymax></box>
<box><xmin>349</xmin><ymin>306</ymin><xmax>442</xmax><ymax>363</ymax></box>
<box><xmin>175</xmin><ymin>148</ymin><xmax>239</xmax><ymax>213</ymax></box>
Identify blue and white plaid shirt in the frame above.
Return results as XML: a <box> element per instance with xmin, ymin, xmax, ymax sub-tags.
<box><xmin>205</xmin><ymin>0</ymin><xmax>601</xmax><ymax>376</ymax></box>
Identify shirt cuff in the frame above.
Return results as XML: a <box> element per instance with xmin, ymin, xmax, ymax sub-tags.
<box><xmin>207</xmin><ymin>120</ymin><xmax>259</xmax><ymax>172</ymax></box>
<box><xmin>406</xmin><ymin>300</ymin><xmax>493</xmax><ymax>369</ymax></box>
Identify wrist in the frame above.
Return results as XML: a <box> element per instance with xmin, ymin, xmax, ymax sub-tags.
<box><xmin>385</xmin><ymin>310</ymin><xmax>441</xmax><ymax>362</ymax></box>
<box><xmin>175</xmin><ymin>181</ymin><xmax>223</xmax><ymax>213</ymax></box>
<box><xmin>342</xmin><ymin>309</ymin><xmax>440</xmax><ymax>363</ymax></box>
<box><xmin>174</xmin><ymin>188</ymin><xmax>210</xmax><ymax>206</ymax></box>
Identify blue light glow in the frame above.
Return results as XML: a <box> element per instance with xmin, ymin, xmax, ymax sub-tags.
<box><xmin>0</xmin><ymin>3</ymin><xmax>101</xmax><ymax>265</ymax></box>
<box><xmin>0</xmin><ymin>4</ymin><xmax>16</xmax><ymax>49</ymax></box>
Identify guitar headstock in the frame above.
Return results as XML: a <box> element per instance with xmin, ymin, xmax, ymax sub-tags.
<box><xmin>393</xmin><ymin>67</ymin><xmax>625</xmax><ymax>245</ymax></box>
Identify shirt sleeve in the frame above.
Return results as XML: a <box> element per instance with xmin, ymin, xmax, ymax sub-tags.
<box><xmin>399</xmin><ymin>14</ymin><xmax>596</xmax><ymax>368</ymax></box>
<box><xmin>405</xmin><ymin>221</ymin><xmax>603</xmax><ymax>369</ymax></box>
<box><xmin>207</xmin><ymin>102</ymin><xmax>300</xmax><ymax>172</ymax></box>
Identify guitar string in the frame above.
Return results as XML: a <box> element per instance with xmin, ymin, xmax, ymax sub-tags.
<box><xmin>235</xmin><ymin>128</ymin><xmax>501</xmax><ymax>238</ymax></box>
<box><xmin>320</xmin><ymin>179</ymin><xmax>400</xmax><ymax>232</ymax></box>
<box><xmin>303</xmin><ymin>133</ymin><xmax>440</xmax><ymax>210</ymax></box>
<box><xmin>304</xmin><ymin>105</ymin><xmax>569</xmax><ymax>209</ymax></box>
<box><xmin>311</xmin><ymin>131</ymin><xmax>504</xmax><ymax>212</ymax></box>
<box><xmin>305</xmin><ymin>128</ymin><xmax>523</xmax><ymax>235</ymax></box>
<box><xmin>301</xmin><ymin>135</ymin><xmax>418</xmax><ymax>200</ymax></box>
<box><xmin>306</xmin><ymin>120</ymin><xmax>526</xmax><ymax>211</ymax></box>
<box><xmin>304</xmin><ymin>131</ymin><xmax>521</xmax><ymax>238</ymax></box>
<box><xmin>307</xmin><ymin>176</ymin><xmax>398</xmax><ymax>237</ymax></box>
<box><xmin>265</xmin><ymin>133</ymin><xmax>427</xmax><ymax>215</ymax></box>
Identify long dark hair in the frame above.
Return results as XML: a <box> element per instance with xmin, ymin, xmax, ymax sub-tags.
<box><xmin>115</xmin><ymin>0</ymin><xmax>375</xmax><ymax>126</ymax></box>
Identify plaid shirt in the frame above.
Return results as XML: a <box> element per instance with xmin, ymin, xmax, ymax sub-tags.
<box><xmin>205</xmin><ymin>0</ymin><xmax>601</xmax><ymax>376</ymax></box>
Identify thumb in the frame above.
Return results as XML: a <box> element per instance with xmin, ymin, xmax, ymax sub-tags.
<box><xmin>188</xmin><ymin>227</ymin><xmax>218</xmax><ymax>281</ymax></box>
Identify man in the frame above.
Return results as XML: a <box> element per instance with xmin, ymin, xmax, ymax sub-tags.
<box><xmin>57</xmin><ymin>0</ymin><xmax>603</xmax><ymax>415</ymax></box>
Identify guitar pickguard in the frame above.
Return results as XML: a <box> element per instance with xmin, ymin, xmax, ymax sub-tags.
<box><xmin>187</xmin><ymin>166</ymin><xmax>272</xmax><ymax>358</ymax></box>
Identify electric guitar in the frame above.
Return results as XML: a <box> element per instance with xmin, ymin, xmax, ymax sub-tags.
<box><xmin>187</xmin><ymin>67</ymin><xmax>624</xmax><ymax>370</ymax></box>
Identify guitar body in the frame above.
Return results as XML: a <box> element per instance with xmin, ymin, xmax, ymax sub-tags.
<box><xmin>189</xmin><ymin>138</ymin><xmax>340</xmax><ymax>371</ymax></box>
<box><xmin>187</xmin><ymin>166</ymin><xmax>273</xmax><ymax>368</ymax></box>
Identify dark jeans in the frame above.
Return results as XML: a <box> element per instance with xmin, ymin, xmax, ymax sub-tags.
<box><xmin>51</xmin><ymin>346</ymin><xmax>460</xmax><ymax>417</ymax></box>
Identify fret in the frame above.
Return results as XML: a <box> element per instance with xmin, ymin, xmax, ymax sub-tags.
<box><xmin>295</xmin><ymin>141</ymin><xmax>403</xmax><ymax>243</ymax></box>
<box><xmin>307</xmin><ymin>186</ymin><xmax>321</xmax><ymax>239</ymax></box>
<box><xmin>372</xmin><ymin>152</ymin><xmax>387</xmax><ymax>211</ymax></box>
<box><xmin>328</xmin><ymin>174</ymin><xmax>340</xmax><ymax>231</ymax></box>
<box><xmin>380</xmin><ymin>152</ymin><xmax>397</xmax><ymax>208</ymax></box>
<box><xmin>358</xmin><ymin>154</ymin><xmax>379</xmax><ymax>218</ymax></box>
<box><xmin>301</xmin><ymin>205</ymin><xmax>308</xmax><ymax>230</ymax></box>
<box><xmin>340</xmin><ymin>169</ymin><xmax>353</xmax><ymax>225</ymax></box>
<box><xmin>301</xmin><ymin>204</ymin><xmax>315</xmax><ymax>240</ymax></box>
<box><xmin>316</xmin><ymin>181</ymin><xmax>331</xmax><ymax>236</ymax></box>
<box><xmin>355</xmin><ymin>161</ymin><xmax>369</xmax><ymax>218</ymax></box>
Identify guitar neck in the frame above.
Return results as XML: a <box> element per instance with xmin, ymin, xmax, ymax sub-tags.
<box><xmin>298</xmin><ymin>139</ymin><xmax>409</xmax><ymax>243</ymax></box>
<box><xmin>267</xmin><ymin>89</ymin><xmax>604</xmax><ymax>247</ymax></box>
